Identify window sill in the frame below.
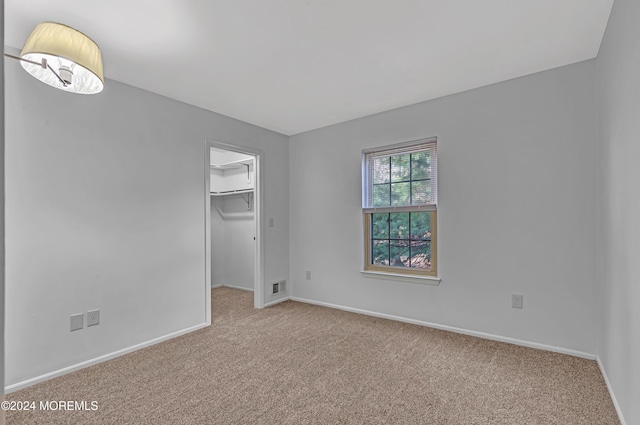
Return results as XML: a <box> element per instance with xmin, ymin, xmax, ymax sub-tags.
<box><xmin>360</xmin><ymin>270</ymin><xmax>441</xmax><ymax>285</ymax></box>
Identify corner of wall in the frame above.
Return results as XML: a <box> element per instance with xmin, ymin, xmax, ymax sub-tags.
<box><xmin>596</xmin><ymin>356</ymin><xmax>628</xmax><ymax>425</ymax></box>
<box><xmin>1</xmin><ymin>4</ymin><xmax>6</xmax><ymax>423</ymax></box>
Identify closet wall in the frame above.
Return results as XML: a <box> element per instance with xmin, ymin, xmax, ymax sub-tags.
<box><xmin>210</xmin><ymin>149</ymin><xmax>255</xmax><ymax>290</ymax></box>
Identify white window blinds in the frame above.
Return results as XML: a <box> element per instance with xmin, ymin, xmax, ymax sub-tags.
<box><xmin>362</xmin><ymin>138</ymin><xmax>437</xmax><ymax>212</ymax></box>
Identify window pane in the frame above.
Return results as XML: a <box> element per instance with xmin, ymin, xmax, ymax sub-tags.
<box><xmin>372</xmin><ymin>240</ymin><xmax>389</xmax><ymax>265</ymax></box>
<box><xmin>410</xmin><ymin>240</ymin><xmax>432</xmax><ymax>270</ymax></box>
<box><xmin>411</xmin><ymin>180</ymin><xmax>431</xmax><ymax>205</ymax></box>
<box><xmin>373</xmin><ymin>157</ymin><xmax>390</xmax><ymax>184</ymax></box>
<box><xmin>410</xmin><ymin>212</ymin><xmax>432</xmax><ymax>240</ymax></box>
<box><xmin>391</xmin><ymin>182</ymin><xmax>410</xmax><ymax>206</ymax></box>
<box><xmin>372</xmin><ymin>213</ymin><xmax>389</xmax><ymax>238</ymax></box>
<box><xmin>373</xmin><ymin>184</ymin><xmax>390</xmax><ymax>207</ymax></box>
<box><xmin>411</xmin><ymin>151</ymin><xmax>431</xmax><ymax>180</ymax></box>
<box><xmin>390</xmin><ymin>241</ymin><xmax>410</xmax><ymax>267</ymax></box>
<box><xmin>389</xmin><ymin>213</ymin><xmax>409</xmax><ymax>239</ymax></box>
<box><xmin>391</xmin><ymin>154</ymin><xmax>410</xmax><ymax>182</ymax></box>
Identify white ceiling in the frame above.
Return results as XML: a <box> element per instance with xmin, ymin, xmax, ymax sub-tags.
<box><xmin>5</xmin><ymin>0</ymin><xmax>614</xmax><ymax>135</ymax></box>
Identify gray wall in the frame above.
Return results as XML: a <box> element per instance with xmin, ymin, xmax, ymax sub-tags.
<box><xmin>4</xmin><ymin>54</ymin><xmax>289</xmax><ymax>389</ymax></box>
<box><xmin>596</xmin><ymin>0</ymin><xmax>640</xmax><ymax>422</ymax></box>
<box><xmin>290</xmin><ymin>60</ymin><xmax>598</xmax><ymax>355</ymax></box>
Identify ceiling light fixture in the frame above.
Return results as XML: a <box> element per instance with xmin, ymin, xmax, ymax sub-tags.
<box><xmin>4</xmin><ymin>22</ymin><xmax>104</xmax><ymax>94</ymax></box>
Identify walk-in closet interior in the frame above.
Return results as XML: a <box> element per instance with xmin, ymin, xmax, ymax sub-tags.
<box><xmin>210</xmin><ymin>147</ymin><xmax>255</xmax><ymax>291</ymax></box>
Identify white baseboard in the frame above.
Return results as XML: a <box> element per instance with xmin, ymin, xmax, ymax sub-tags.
<box><xmin>211</xmin><ymin>284</ymin><xmax>253</xmax><ymax>292</ymax></box>
<box><xmin>596</xmin><ymin>356</ymin><xmax>627</xmax><ymax>425</ymax></box>
<box><xmin>290</xmin><ymin>296</ymin><xmax>596</xmax><ymax>360</ymax></box>
<box><xmin>222</xmin><ymin>284</ymin><xmax>254</xmax><ymax>292</ymax></box>
<box><xmin>5</xmin><ymin>322</ymin><xmax>209</xmax><ymax>394</ymax></box>
<box><xmin>264</xmin><ymin>296</ymin><xmax>290</xmax><ymax>308</ymax></box>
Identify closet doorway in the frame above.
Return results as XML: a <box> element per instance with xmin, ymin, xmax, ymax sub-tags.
<box><xmin>204</xmin><ymin>140</ymin><xmax>264</xmax><ymax>318</ymax></box>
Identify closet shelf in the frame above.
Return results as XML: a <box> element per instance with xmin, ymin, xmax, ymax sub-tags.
<box><xmin>210</xmin><ymin>189</ymin><xmax>254</xmax><ymax>196</ymax></box>
<box><xmin>210</xmin><ymin>158</ymin><xmax>253</xmax><ymax>170</ymax></box>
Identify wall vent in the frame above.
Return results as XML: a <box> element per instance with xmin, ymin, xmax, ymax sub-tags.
<box><xmin>272</xmin><ymin>280</ymin><xmax>286</xmax><ymax>295</ymax></box>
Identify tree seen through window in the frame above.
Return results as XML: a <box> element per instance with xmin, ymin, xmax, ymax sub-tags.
<box><xmin>371</xmin><ymin>212</ymin><xmax>433</xmax><ymax>270</ymax></box>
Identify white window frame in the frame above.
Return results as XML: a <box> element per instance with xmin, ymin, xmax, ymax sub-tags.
<box><xmin>362</xmin><ymin>137</ymin><xmax>438</xmax><ymax>278</ymax></box>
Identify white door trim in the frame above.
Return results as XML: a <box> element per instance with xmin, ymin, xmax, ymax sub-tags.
<box><xmin>204</xmin><ymin>138</ymin><xmax>265</xmax><ymax>312</ymax></box>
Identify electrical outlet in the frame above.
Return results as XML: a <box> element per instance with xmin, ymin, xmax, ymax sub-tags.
<box><xmin>306</xmin><ymin>271</ymin><xmax>311</xmax><ymax>280</ymax></box>
<box><xmin>70</xmin><ymin>313</ymin><xmax>83</xmax><ymax>331</ymax></box>
<box><xmin>512</xmin><ymin>294</ymin><xmax>524</xmax><ymax>309</ymax></box>
<box><xmin>268</xmin><ymin>218</ymin><xmax>274</xmax><ymax>228</ymax></box>
<box><xmin>87</xmin><ymin>309</ymin><xmax>100</xmax><ymax>327</ymax></box>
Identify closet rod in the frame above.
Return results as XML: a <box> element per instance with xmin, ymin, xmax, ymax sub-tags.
<box><xmin>210</xmin><ymin>189</ymin><xmax>254</xmax><ymax>196</ymax></box>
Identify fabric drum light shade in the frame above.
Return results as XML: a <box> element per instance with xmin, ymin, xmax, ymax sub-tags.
<box><xmin>19</xmin><ymin>22</ymin><xmax>104</xmax><ymax>94</ymax></box>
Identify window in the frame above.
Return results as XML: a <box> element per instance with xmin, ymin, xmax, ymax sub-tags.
<box><xmin>362</xmin><ymin>138</ymin><xmax>437</xmax><ymax>277</ymax></box>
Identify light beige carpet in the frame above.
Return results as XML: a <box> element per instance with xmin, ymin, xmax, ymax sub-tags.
<box><xmin>8</xmin><ymin>287</ymin><xmax>620</xmax><ymax>424</ymax></box>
